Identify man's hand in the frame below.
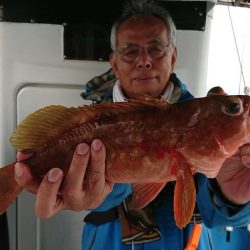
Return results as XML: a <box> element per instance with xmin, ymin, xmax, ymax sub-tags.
<box><xmin>216</xmin><ymin>144</ymin><xmax>250</xmax><ymax>205</ymax></box>
<box><xmin>14</xmin><ymin>139</ymin><xmax>114</xmax><ymax>219</ymax></box>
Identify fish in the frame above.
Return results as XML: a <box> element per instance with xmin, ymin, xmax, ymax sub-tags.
<box><xmin>0</xmin><ymin>88</ymin><xmax>250</xmax><ymax>228</ymax></box>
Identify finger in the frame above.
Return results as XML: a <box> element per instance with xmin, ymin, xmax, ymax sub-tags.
<box><xmin>90</xmin><ymin>140</ymin><xmax>114</xmax><ymax>192</ymax></box>
<box><xmin>14</xmin><ymin>162</ymin><xmax>39</xmax><ymax>193</ymax></box>
<box><xmin>88</xmin><ymin>139</ymin><xmax>108</xmax><ymax>196</ymax></box>
<box><xmin>63</xmin><ymin>143</ymin><xmax>90</xmax><ymax>195</ymax></box>
<box><xmin>35</xmin><ymin>168</ymin><xmax>63</xmax><ymax>219</ymax></box>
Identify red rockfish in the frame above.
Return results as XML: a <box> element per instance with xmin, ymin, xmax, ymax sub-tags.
<box><xmin>0</xmin><ymin>89</ymin><xmax>250</xmax><ymax>228</ymax></box>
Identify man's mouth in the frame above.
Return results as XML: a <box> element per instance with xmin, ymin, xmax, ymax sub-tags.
<box><xmin>133</xmin><ymin>76</ymin><xmax>156</xmax><ymax>82</ymax></box>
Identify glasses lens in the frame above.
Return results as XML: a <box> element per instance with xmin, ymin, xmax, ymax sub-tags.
<box><xmin>147</xmin><ymin>44</ymin><xmax>166</xmax><ymax>60</ymax></box>
<box><xmin>119</xmin><ymin>46</ymin><xmax>140</xmax><ymax>62</ymax></box>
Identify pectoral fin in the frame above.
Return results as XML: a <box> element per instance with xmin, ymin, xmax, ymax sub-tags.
<box><xmin>174</xmin><ymin>162</ymin><xmax>196</xmax><ymax>228</ymax></box>
<box><xmin>132</xmin><ymin>182</ymin><xmax>166</xmax><ymax>209</ymax></box>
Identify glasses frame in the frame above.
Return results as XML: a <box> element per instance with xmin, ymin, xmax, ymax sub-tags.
<box><xmin>114</xmin><ymin>41</ymin><xmax>171</xmax><ymax>63</ymax></box>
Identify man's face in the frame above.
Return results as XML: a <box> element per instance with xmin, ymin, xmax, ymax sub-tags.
<box><xmin>110</xmin><ymin>16</ymin><xmax>177</xmax><ymax>99</ymax></box>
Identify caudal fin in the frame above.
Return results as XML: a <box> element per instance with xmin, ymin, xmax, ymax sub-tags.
<box><xmin>0</xmin><ymin>163</ymin><xmax>22</xmax><ymax>214</ymax></box>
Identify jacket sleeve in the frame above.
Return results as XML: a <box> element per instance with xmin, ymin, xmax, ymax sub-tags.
<box><xmin>196</xmin><ymin>174</ymin><xmax>250</xmax><ymax>228</ymax></box>
<box><xmin>93</xmin><ymin>183</ymin><xmax>132</xmax><ymax>211</ymax></box>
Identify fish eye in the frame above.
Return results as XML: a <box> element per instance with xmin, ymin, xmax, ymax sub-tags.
<box><xmin>222</xmin><ymin>97</ymin><xmax>243</xmax><ymax>116</ymax></box>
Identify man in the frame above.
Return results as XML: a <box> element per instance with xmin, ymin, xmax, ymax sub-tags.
<box><xmin>14</xmin><ymin>0</ymin><xmax>250</xmax><ymax>249</ymax></box>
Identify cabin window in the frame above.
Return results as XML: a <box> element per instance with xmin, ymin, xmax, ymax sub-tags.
<box><xmin>63</xmin><ymin>22</ymin><xmax>112</xmax><ymax>62</ymax></box>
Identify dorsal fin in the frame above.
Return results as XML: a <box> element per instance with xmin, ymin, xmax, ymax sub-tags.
<box><xmin>10</xmin><ymin>99</ymin><xmax>168</xmax><ymax>152</ymax></box>
<box><xmin>10</xmin><ymin>105</ymin><xmax>84</xmax><ymax>152</ymax></box>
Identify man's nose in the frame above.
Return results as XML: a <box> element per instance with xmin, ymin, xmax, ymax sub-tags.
<box><xmin>136</xmin><ymin>49</ymin><xmax>152</xmax><ymax>69</ymax></box>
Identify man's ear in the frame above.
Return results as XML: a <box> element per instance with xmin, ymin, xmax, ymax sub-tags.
<box><xmin>171</xmin><ymin>47</ymin><xmax>177</xmax><ymax>72</ymax></box>
<box><xmin>109</xmin><ymin>53</ymin><xmax>119</xmax><ymax>79</ymax></box>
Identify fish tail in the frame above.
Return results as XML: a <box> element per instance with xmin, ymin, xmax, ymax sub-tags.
<box><xmin>0</xmin><ymin>163</ymin><xmax>22</xmax><ymax>214</ymax></box>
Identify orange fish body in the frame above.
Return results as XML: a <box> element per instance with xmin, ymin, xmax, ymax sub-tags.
<box><xmin>0</xmin><ymin>92</ymin><xmax>250</xmax><ymax>228</ymax></box>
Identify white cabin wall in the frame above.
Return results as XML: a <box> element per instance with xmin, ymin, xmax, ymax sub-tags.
<box><xmin>0</xmin><ymin>22</ymin><xmax>110</xmax><ymax>250</ymax></box>
<box><xmin>0</xmin><ymin>22</ymin><xmax>110</xmax><ymax>162</ymax></box>
<box><xmin>175</xmin><ymin>8</ymin><xmax>213</xmax><ymax>97</ymax></box>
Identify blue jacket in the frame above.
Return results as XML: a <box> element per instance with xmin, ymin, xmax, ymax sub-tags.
<box><xmin>81</xmin><ymin>73</ymin><xmax>250</xmax><ymax>250</ymax></box>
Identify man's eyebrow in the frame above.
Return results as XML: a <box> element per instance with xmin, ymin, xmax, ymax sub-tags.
<box><xmin>120</xmin><ymin>39</ymin><xmax>166</xmax><ymax>48</ymax></box>
<box><xmin>122</xmin><ymin>42</ymin><xmax>138</xmax><ymax>47</ymax></box>
<box><xmin>147</xmin><ymin>39</ymin><xmax>165</xmax><ymax>44</ymax></box>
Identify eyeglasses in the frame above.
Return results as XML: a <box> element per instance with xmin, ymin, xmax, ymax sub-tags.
<box><xmin>115</xmin><ymin>42</ymin><xmax>171</xmax><ymax>63</ymax></box>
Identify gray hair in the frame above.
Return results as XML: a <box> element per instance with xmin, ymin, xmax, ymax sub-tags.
<box><xmin>110</xmin><ymin>0</ymin><xmax>176</xmax><ymax>51</ymax></box>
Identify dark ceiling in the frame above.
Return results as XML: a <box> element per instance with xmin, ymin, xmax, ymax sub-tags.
<box><xmin>0</xmin><ymin>0</ymin><xmax>211</xmax><ymax>30</ymax></box>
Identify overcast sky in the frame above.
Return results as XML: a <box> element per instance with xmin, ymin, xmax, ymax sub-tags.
<box><xmin>207</xmin><ymin>5</ymin><xmax>250</xmax><ymax>95</ymax></box>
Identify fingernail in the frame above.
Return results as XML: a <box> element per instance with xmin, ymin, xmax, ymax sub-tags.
<box><xmin>15</xmin><ymin>164</ymin><xmax>23</xmax><ymax>178</ymax></box>
<box><xmin>92</xmin><ymin>139</ymin><xmax>102</xmax><ymax>151</ymax></box>
<box><xmin>77</xmin><ymin>144</ymin><xmax>89</xmax><ymax>155</ymax></box>
<box><xmin>48</xmin><ymin>168</ymin><xmax>63</xmax><ymax>183</ymax></box>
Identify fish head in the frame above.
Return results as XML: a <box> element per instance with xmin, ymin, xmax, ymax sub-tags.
<box><xmin>180</xmin><ymin>94</ymin><xmax>250</xmax><ymax>177</ymax></box>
